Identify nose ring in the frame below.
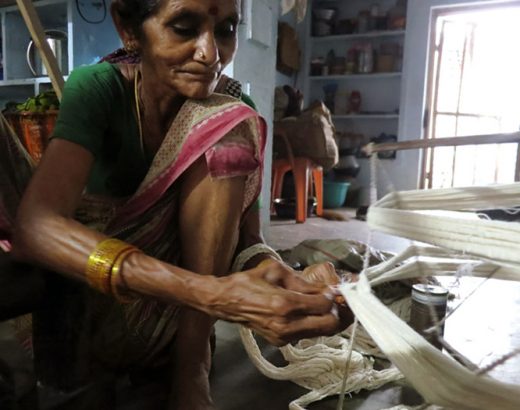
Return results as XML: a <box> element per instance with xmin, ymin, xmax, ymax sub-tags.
<box><xmin>198</xmin><ymin>51</ymin><xmax>206</xmax><ymax>60</ymax></box>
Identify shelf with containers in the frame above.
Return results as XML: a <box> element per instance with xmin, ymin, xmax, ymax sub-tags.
<box><xmin>301</xmin><ymin>0</ymin><xmax>407</xmax><ymax>205</ymax></box>
<box><xmin>311</xmin><ymin>29</ymin><xmax>406</xmax><ymax>43</ymax></box>
<box><xmin>303</xmin><ymin>0</ymin><xmax>407</xmax><ymax>146</ymax></box>
<box><xmin>0</xmin><ymin>0</ymin><xmax>121</xmax><ymax>109</ymax></box>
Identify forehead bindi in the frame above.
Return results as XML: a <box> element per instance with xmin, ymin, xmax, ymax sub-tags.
<box><xmin>208</xmin><ymin>4</ymin><xmax>219</xmax><ymax>15</ymax></box>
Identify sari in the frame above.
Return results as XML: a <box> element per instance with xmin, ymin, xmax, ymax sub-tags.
<box><xmin>0</xmin><ymin>90</ymin><xmax>266</xmax><ymax>393</ymax></box>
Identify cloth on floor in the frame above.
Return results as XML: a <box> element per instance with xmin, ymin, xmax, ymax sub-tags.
<box><xmin>278</xmin><ymin>238</ymin><xmax>392</xmax><ymax>272</ymax></box>
<box><xmin>239</xmin><ymin>239</ymin><xmax>417</xmax><ymax>409</ymax></box>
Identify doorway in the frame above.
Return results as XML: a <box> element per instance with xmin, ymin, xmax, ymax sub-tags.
<box><xmin>422</xmin><ymin>2</ymin><xmax>520</xmax><ymax>189</ymax></box>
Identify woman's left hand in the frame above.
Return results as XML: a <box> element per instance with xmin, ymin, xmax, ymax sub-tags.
<box><xmin>300</xmin><ymin>262</ymin><xmax>355</xmax><ymax>331</ymax></box>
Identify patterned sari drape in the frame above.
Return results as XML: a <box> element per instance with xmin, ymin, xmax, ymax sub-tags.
<box><xmin>1</xmin><ymin>93</ymin><xmax>266</xmax><ymax>389</ymax></box>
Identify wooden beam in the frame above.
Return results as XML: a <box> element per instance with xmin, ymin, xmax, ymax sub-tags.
<box><xmin>364</xmin><ymin>132</ymin><xmax>520</xmax><ymax>155</ymax></box>
<box><xmin>15</xmin><ymin>0</ymin><xmax>64</xmax><ymax>100</ymax></box>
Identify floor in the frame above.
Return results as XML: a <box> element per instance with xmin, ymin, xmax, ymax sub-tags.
<box><xmin>1</xmin><ymin>210</ymin><xmax>519</xmax><ymax>409</ymax></box>
<box><xmin>210</xmin><ymin>210</ymin><xmax>520</xmax><ymax>409</ymax></box>
<box><xmin>211</xmin><ymin>210</ymin><xmax>420</xmax><ymax>410</ymax></box>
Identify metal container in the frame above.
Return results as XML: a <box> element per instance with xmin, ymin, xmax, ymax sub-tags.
<box><xmin>409</xmin><ymin>284</ymin><xmax>448</xmax><ymax>349</ymax></box>
<box><xmin>26</xmin><ymin>30</ymin><xmax>68</xmax><ymax>77</ymax></box>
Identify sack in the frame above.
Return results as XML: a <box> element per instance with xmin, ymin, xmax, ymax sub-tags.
<box><xmin>273</xmin><ymin>101</ymin><xmax>339</xmax><ymax>170</ymax></box>
<box><xmin>284</xmin><ymin>238</ymin><xmax>392</xmax><ymax>272</ymax></box>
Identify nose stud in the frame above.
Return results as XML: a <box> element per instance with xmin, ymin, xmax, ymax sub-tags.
<box><xmin>198</xmin><ymin>51</ymin><xmax>206</xmax><ymax>60</ymax></box>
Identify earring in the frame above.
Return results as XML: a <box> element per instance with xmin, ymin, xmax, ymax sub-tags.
<box><xmin>125</xmin><ymin>40</ymin><xmax>138</xmax><ymax>55</ymax></box>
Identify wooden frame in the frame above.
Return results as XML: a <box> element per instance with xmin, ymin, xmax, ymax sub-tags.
<box><xmin>364</xmin><ymin>132</ymin><xmax>520</xmax><ymax>155</ymax></box>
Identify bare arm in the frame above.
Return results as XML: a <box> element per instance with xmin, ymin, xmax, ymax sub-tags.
<box><xmin>12</xmin><ymin>139</ymin><xmax>344</xmax><ymax>345</ymax></box>
<box><xmin>11</xmin><ymin>139</ymin><xmax>210</xmax><ymax>309</ymax></box>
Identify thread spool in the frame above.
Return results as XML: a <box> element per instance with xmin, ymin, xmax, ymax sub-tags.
<box><xmin>409</xmin><ymin>284</ymin><xmax>448</xmax><ymax>349</ymax></box>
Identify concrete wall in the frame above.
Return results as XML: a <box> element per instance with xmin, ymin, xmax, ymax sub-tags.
<box><xmin>232</xmin><ymin>0</ymin><xmax>280</xmax><ymax>230</ymax></box>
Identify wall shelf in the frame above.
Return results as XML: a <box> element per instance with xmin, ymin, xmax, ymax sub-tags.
<box><xmin>0</xmin><ymin>76</ymin><xmax>69</xmax><ymax>86</ymax></box>
<box><xmin>300</xmin><ymin>0</ymin><xmax>407</xmax><ymax>187</ymax></box>
<box><xmin>0</xmin><ymin>0</ymin><xmax>120</xmax><ymax>107</ymax></box>
<box><xmin>311</xmin><ymin>30</ymin><xmax>406</xmax><ymax>42</ymax></box>
<box><xmin>333</xmin><ymin>114</ymin><xmax>399</xmax><ymax>120</ymax></box>
<box><xmin>0</xmin><ymin>78</ymin><xmax>38</xmax><ymax>86</ymax></box>
<box><xmin>310</xmin><ymin>72</ymin><xmax>402</xmax><ymax>81</ymax></box>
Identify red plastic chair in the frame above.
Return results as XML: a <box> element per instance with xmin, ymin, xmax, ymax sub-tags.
<box><xmin>271</xmin><ymin>127</ymin><xmax>323</xmax><ymax>223</ymax></box>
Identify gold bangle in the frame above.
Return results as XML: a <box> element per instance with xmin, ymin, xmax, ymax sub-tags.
<box><xmin>110</xmin><ymin>248</ymin><xmax>141</xmax><ymax>304</ymax></box>
<box><xmin>85</xmin><ymin>238</ymin><xmax>135</xmax><ymax>294</ymax></box>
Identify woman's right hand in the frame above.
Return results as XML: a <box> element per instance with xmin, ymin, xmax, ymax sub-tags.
<box><xmin>202</xmin><ymin>259</ymin><xmax>341</xmax><ymax>346</ymax></box>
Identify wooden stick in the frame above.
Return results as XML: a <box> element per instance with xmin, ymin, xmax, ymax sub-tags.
<box><xmin>15</xmin><ymin>0</ymin><xmax>65</xmax><ymax>100</ymax></box>
<box><xmin>364</xmin><ymin>132</ymin><xmax>520</xmax><ymax>155</ymax></box>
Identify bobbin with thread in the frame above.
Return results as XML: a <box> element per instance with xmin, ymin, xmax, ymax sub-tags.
<box><xmin>409</xmin><ymin>284</ymin><xmax>448</xmax><ymax>349</ymax></box>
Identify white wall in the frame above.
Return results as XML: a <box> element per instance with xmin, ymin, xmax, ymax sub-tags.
<box><xmin>383</xmin><ymin>0</ymin><xmax>519</xmax><ymax>194</ymax></box>
<box><xmin>232</xmin><ymin>0</ymin><xmax>280</xmax><ymax>229</ymax></box>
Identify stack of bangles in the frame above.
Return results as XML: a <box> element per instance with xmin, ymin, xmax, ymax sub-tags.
<box><xmin>86</xmin><ymin>238</ymin><xmax>141</xmax><ymax>303</ymax></box>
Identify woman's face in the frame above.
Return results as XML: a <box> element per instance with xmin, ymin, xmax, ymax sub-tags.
<box><xmin>138</xmin><ymin>0</ymin><xmax>240</xmax><ymax>99</ymax></box>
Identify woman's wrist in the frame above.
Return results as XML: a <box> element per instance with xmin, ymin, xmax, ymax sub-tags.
<box><xmin>119</xmin><ymin>251</ymin><xmax>219</xmax><ymax>310</ymax></box>
<box><xmin>232</xmin><ymin>242</ymin><xmax>282</xmax><ymax>272</ymax></box>
<box><xmin>243</xmin><ymin>253</ymin><xmax>279</xmax><ymax>270</ymax></box>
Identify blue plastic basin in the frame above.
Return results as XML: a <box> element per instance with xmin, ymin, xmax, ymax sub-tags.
<box><xmin>323</xmin><ymin>181</ymin><xmax>350</xmax><ymax>208</ymax></box>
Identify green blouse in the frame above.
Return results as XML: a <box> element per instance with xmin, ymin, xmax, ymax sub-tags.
<box><xmin>52</xmin><ymin>62</ymin><xmax>256</xmax><ymax>198</ymax></box>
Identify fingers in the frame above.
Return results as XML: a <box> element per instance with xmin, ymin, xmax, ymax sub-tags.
<box><xmin>260</xmin><ymin>260</ymin><xmax>326</xmax><ymax>295</ymax></box>
<box><xmin>284</xmin><ymin>313</ymin><xmax>340</xmax><ymax>342</ymax></box>
<box><xmin>216</xmin><ymin>263</ymin><xmax>352</xmax><ymax>346</ymax></box>
<box><xmin>281</xmin><ymin>271</ymin><xmax>327</xmax><ymax>294</ymax></box>
<box><xmin>301</xmin><ymin>262</ymin><xmax>340</xmax><ymax>287</ymax></box>
<box><xmin>249</xmin><ymin>312</ymin><xmax>340</xmax><ymax>346</ymax></box>
<box><xmin>270</xmin><ymin>290</ymin><xmax>333</xmax><ymax>317</ymax></box>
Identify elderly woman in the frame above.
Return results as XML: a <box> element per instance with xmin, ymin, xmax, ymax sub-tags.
<box><xmin>10</xmin><ymin>0</ymin><xmax>351</xmax><ymax>408</ymax></box>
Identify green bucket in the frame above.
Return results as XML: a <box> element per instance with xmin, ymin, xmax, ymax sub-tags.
<box><xmin>323</xmin><ymin>181</ymin><xmax>350</xmax><ymax>208</ymax></box>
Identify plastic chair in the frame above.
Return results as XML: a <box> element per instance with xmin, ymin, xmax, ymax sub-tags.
<box><xmin>271</xmin><ymin>127</ymin><xmax>323</xmax><ymax>223</ymax></box>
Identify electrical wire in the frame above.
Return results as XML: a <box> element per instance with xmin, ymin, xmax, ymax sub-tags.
<box><xmin>76</xmin><ymin>0</ymin><xmax>107</xmax><ymax>25</ymax></box>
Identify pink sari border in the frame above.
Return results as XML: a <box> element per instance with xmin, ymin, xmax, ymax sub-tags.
<box><xmin>206</xmin><ymin>143</ymin><xmax>259</xmax><ymax>179</ymax></box>
<box><xmin>110</xmin><ymin>104</ymin><xmax>265</xmax><ymax>230</ymax></box>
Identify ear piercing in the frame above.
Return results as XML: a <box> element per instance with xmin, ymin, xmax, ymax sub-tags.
<box><xmin>125</xmin><ymin>40</ymin><xmax>138</xmax><ymax>55</ymax></box>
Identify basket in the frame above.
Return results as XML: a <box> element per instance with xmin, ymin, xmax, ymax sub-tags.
<box><xmin>4</xmin><ymin>110</ymin><xmax>58</xmax><ymax>162</ymax></box>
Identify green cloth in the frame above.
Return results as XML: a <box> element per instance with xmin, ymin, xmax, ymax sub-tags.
<box><xmin>52</xmin><ymin>62</ymin><xmax>146</xmax><ymax>197</ymax></box>
<box><xmin>52</xmin><ymin>62</ymin><xmax>257</xmax><ymax>198</ymax></box>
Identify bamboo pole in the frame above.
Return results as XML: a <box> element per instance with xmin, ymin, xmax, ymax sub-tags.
<box><xmin>364</xmin><ymin>132</ymin><xmax>520</xmax><ymax>155</ymax></box>
<box><xmin>15</xmin><ymin>0</ymin><xmax>65</xmax><ymax>100</ymax></box>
